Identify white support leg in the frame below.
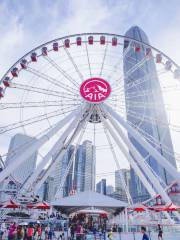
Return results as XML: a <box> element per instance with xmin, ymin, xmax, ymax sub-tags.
<box><xmin>102</xmin><ymin>117</ymin><xmax>156</xmax><ymax>197</ymax></box>
<box><xmin>100</xmin><ymin>113</ymin><xmax>133</xmax><ymax>204</ymax></box>
<box><xmin>106</xmin><ymin>111</ymin><xmax>172</xmax><ymax>204</ymax></box>
<box><xmin>33</xmin><ymin>115</ymin><xmax>87</xmax><ymax>194</ymax></box>
<box><xmin>55</xmin><ymin>123</ymin><xmax>87</xmax><ymax>199</ymax></box>
<box><xmin>21</xmin><ymin>112</ymin><xmax>81</xmax><ymax>194</ymax></box>
<box><xmin>34</xmin><ymin>104</ymin><xmax>92</xmax><ymax>192</ymax></box>
<box><xmin>103</xmin><ymin>104</ymin><xmax>180</xmax><ymax>183</ymax></box>
<box><xmin>125</xmin><ymin>207</ymin><xmax>128</xmax><ymax>233</ymax></box>
<box><xmin>0</xmin><ymin>108</ymin><xmax>80</xmax><ymax>183</ymax></box>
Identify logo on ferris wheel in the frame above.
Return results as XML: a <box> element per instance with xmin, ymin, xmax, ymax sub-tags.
<box><xmin>80</xmin><ymin>77</ymin><xmax>111</xmax><ymax>103</ymax></box>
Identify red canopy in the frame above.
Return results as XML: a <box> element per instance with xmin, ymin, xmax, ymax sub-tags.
<box><xmin>27</xmin><ymin>203</ymin><xmax>33</xmax><ymax>209</ymax></box>
<box><xmin>2</xmin><ymin>199</ymin><xmax>20</xmax><ymax>209</ymax></box>
<box><xmin>32</xmin><ymin>201</ymin><xmax>50</xmax><ymax>209</ymax></box>
<box><xmin>131</xmin><ymin>204</ymin><xmax>147</xmax><ymax>212</ymax></box>
<box><xmin>149</xmin><ymin>203</ymin><xmax>180</xmax><ymax>212</ymax></box>
<box><xmin>164</xmin><ymin>203</ymin><xmax>180</xmax><ymax>211</ymax></box>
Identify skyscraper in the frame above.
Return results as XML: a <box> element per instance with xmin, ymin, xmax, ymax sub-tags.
<box><xmin>0</xmin><ymin>134</ymin><xmax>37</xmax><ymax>200</ymax></box>
<box><xmin>43</xmin><ymin>176</ymin><xmax>55</xmax><ymax>202</ymax></box>
<box><xmin>115</xmin><ymin>169</ymin><xmax>130</xmax><ymax>192</ymax></box>
<box><xmin>96</xmin><ymin>179</ymin><xmax>106</xmax><ymax>195</ymax></box>
<box><xmin>74</xmin><ymin>140</ymin><xmax>96</xmax><ymax>192</ymax></box>
<box><xmin>106</xmin><ymin>185</ymin><xmax>114</xmax><ymax>195</ymax></box>
<box><xmin>52</xmin><ymin>141</ymin><xmax>95</xmax><ymax>198</ymax></box>
<box><xmin>123</xmin><ymin>26</ymin><xmax>177</xmax><ymax>202</ymax></box>
<box><xmin>53</xmin><ymin>145</ymin><xmax>74</xmax><ymax>197</ymax></box>
<box><xmin>114</xmin><ymin>169</ymin><xmax>130</xmax><ymax>202</ymax></box>
<box><xmin>5</xmin><ymin>134</ymin><xmax>37</xmax><ymax>185</ymax></box>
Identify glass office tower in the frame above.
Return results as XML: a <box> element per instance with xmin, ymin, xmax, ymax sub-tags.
<box><xmin>123</xmin><ymin>26</ymin><xmax>177</xmax><ymax>202</ymax></box>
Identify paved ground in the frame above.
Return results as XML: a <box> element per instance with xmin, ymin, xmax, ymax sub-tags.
<box><xmin>52</xmin><ymin>232</ymin><xmax>180</xmax><ymax>240</ymax></box>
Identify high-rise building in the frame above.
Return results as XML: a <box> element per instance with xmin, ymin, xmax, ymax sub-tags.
<box><xmin>0</xmin><ymin>134</ymin><xmax>37</xmax><ymax>200</ymax></box>
<box><xmin>0</xmin><ymin>156</ymin><xmax>3</xmax><ymax>172</ymax></box>
<box><xmin>96</xmin><ymin>179</ymin><xmax>106</xmax><ymax>195</ymax></box>
<box><xmin>115</xmin><ymin>169</ymin><xmax>130</xmax><ymax>202</ymax></box>
<box><xmin>43</xmin><ymin>176</ymin><xmax>55</xmax><ymax>202</ymax></box>
<box><xmin>5</xmin><ymin>134</ymin><xmax>37</xmax><ymax>184</ymax></box>
<box><xmin>74</xmin><ymin>140</ymin><xmax>96</xmax><ymax>192</ymax></box>
<box><xmin>106</xmin><ymin>185</ymin><xmax>114</xmax><ymax>195</ymax></box>
<box><xmin>115</xmin><ymin>169</ymin><xmax>130</xmax><ymax>192</ymax></box>
<box><xmin>51</xmin><ymin>140</ymin><xmax>95</xmax><ymax>198</ymax></box>
<box><xmin>123</xmin><ymin>26</ymin><xmax>177</xmax><ymax>203</ymax></box>
<box><xmin>53</xmin><ymin>145</ymin><xmax>74</xmax><ymax>197</ymax></box>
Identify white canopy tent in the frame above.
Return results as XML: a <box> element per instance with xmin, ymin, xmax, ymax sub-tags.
<box><xmin>51</xmin><ymin>191</ymin><xmax>128</xmax><ymax>214</ymax></box>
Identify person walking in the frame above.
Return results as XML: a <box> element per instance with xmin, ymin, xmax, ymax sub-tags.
<box><xmin>0</xmin><ymin>220</ymin><xmax>6</xmax><ymax>240</ymax></box>
<box><xmin>8</xmin><ymin>223</ymin><xmax>16</xmax><ymax>240</ymax></box>
<box><xmin>107</xmin><ymin>229</ymin><xmax>113</xmax><ymax>240</ymax></box>
<box><xmin>17</xmin><ymin>226</ymin><xmax>24</xmax><ymax>240</ymax></box>
<box><xmin>48</xmin><ymin>226</ymin><xmax>53</xmax><ymax>240</ymax></box>
<box><xmin>158</xmin><ymin>224</ymin><xmax>163</xmax><ymax>240</ymax></box>
<box><xmin>27</xmin><ymin>225</ymin><xmax>34</xmax><ymax>240</ymax></box>
<box><xmin>141</xmin><ymin>226</ymin><xmax>149</xmax><ymax>240</ymax></box>
<box><xmin>37</xmin><ymin>225</ymin><xmax>42</xmax><ymax>240</ymax></box>
<box><xmin>70</xmin><ymin>225</ymin><xmax>75</xmax><ymax>240</ymax></box>
<box><xmin>44</xmin><ymin>226</ymin><xmax>49</xmax><ymax>240</ymax></box>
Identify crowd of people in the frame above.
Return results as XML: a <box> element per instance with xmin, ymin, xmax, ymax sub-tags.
<box><xmin>0</xmin><ymin>218</ymin><xmax>163</xmax><ymax>240</ymax></box>
<box><xmin>0</xmin><ymin>222</ymin><xmax>56</xmax><ymax>240</ymax></box>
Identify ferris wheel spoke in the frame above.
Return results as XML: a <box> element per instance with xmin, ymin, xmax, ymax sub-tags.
<box><xmin>0</xmin><ymin>100</ymin><xmax>81</xmax><ymax>110</ymax></box>
<box><xmin>111</xmin><ymin>54</ymin><xmax>152</xmax><ymax>90</ymax></box>
<box><xmin>112</xmin><ymin>68</ymin><xmax>165</xmax><ymax>95</ymax></box>
<box><xmin>128</xmin><ymin>121</ymin><xmax>180</xmax><ymax>161</ymax></box>
<box><xmin>99</xmin><ymin>42</ymin><xmax>108</xmax><ymax>77</ymax></box>
<box><xmin>85</xmin><ymin>37</ymin><xmax>92</xmax><ymax>78</ymax></box>
<box><xmin>25</xmin><ymin>67</ymin><xmax>78</xmax><ymax>94</ymax></box>
<box><xmin>108</xmin><ymin>42</ymin><xmax>132</xmax><ymax>84</ymax></box>
<box><xmin>11</xmin><ymin>83</ymin><xmax>79</xmax><ymax>100</ymax></box>
<box><xmin>62</xmin><ymin>44</ymin><xmax>84</xmax><ymax>81</ymax></box>
<box><xmin>0</xmin><ymin>105</ymin><xmax>80</xmax><ymax>134</ymax></box>
<box><xmin>108</xmin><ymin>100</ymin><xmax>179</xmax><ymax>113</ymax></box>
<box><xmin>125</xmin><ymin>119</ymin><xmax>180</xmax><ymax>164</ymax></box>
<box><xmin>43</xmin><ymin>56</ymin><xmax>80</xmax><ymax>88</ymax></box>
<box><xmin>105</xmin><ymin>102</ymin><xmax>179</xmax><ymax>131</ymax></box>
<box><xmin>123</xmin><ymin>109</ymin><xmax>180</xmax><ymax>132</ymax></box>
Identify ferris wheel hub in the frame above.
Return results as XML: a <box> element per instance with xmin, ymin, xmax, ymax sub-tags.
<box><xmin>80</xmin><ymin>77</ymin><xmax>111</xmax><ymax>103</ymax></box>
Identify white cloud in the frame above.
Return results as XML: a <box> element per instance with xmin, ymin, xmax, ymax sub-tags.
<box><xmin>0</xmin><ymin>0</ymin><xmax>180</xmax><ymax>186</ymax></box>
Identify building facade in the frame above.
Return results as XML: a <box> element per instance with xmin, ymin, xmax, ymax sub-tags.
<box><xmin>53</xmin><ymin>145</ymin><xmax>74</xmax><ymax>197</ymax></box>
<box><xmin>74</xmin><ymin>140</ymin><xmax>96</xmax><ymax>192</ymax></box>
<box><xmin>96</xmin><ymin>179</ymin><xmax>106</xmax><ymax>195</ymax></box>
<box><xmin>115</xmin><ymin>169</ymin><xmax>130</xmax><ymax>202</ymax></box>
<box><xmin>5</xmin><ymin>134</ymin><xmax>37</xmax><ymax>184</ymax></box>
<box><xmin>0</xmin><ymin>134</ymin><xmax>37</xmax><ymax>200</ymax></box>
<box><xmin>106</xmin><ymin>185</ymin><xmax>114</xmax><ymax>195</ymax></box>
<box><xmin>123</xmin><ymin>26</ymin><xmax>177</xmax><ymax>202</ymax></box>
<box><xmin>52</xmin><ymin>140</ymin><xmax>96</xmax><ymax>198</ymax></box>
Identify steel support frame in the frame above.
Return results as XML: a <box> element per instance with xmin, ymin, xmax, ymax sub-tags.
<box><xmin>21</xmin><ymin>111</ymin><xmax>82</xmax><ymax>194</ymax></box>
<box><xmin>54</xmin><ymin>122</ymin><xmax>87</xmax><ymax>199</ymax></box>
<box><xmin>103</xmin><ymin>103</ymin><xmax>180</xmax><ymax>184</ymax></box>
<box><xmin>33</xmin><ymin>105</ymin><xmax>92</xmax><ymax>193</ymax></box>
<box><xmin>101</xmin><ymin>114</ymin><xmax>156</xmax><ymax>197</ymax></box>
<box><xmin>98</xmin><ymin>108</ymin><xmax>133</xmax><ymax>204</ymax></box>
<box><xmin>105</xmin><ymin>109</ymin><xmax>172</xmax><ymax>204</ymax></box>
<box><xmin>0</xmin><ymin>108</ymin><xmax>81</xmax><ymax>183</ymax></box>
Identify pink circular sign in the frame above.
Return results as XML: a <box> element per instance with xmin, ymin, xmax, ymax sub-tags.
<box><xmin>80</xmin><ymin>77</ymin><xmax>111</xmax><ymax>103</ymax></box>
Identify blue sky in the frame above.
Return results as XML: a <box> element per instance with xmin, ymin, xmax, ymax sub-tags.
<box><xmin>0</xmin><ymin>0</ymin><xmax>180</xmax><ymax>186</ymax></box>
<box><xmin>0</xmin><ymin>0</ymin><xmax>180</xmax><ymax>73</ymax></box>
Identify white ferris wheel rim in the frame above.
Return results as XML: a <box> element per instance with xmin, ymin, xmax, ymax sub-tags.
<box><xmin>0</xmin><ymin>33</ymin><xmax>180</xmax><ymax>209</ymax></box>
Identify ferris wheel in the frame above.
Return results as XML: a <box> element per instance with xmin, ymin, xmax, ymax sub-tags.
<box><xmin>0</xmin><ymin>33</ymin><xmax>180</xmax><ymax>211</ymax></box>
